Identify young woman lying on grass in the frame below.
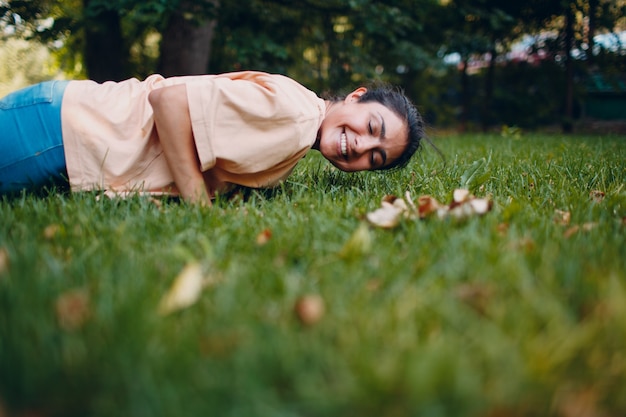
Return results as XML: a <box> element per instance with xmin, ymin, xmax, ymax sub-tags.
<box><xmin>0</xmin><ymin>71</ymin><xmax>424</xmax><ymax>204</ymax></box>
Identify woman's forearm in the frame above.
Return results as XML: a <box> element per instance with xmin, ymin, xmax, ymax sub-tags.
<box><xmin>148</xmin><ymin>85</ymin><xmax>211</xmax><ymax>205</ymax></box>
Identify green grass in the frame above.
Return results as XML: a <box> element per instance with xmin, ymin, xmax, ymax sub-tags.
<box><xmin>1</xmin><ymin>134</ymin><xmax>625</xmax><ymax>417</ymax></box>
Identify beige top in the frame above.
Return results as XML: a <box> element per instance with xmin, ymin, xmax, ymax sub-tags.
<box><xmin>60</xmin><ymin>71</ymin><xmax>325</xmax><ymax>194</ymax></box>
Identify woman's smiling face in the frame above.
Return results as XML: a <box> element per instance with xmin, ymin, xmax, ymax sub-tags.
<box><xmin>314</xmin><ymin>87</ymin><xmax>408</xmax><ymax>172</ymax></box>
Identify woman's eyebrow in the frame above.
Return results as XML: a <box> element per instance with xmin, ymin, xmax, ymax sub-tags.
<box><xmin>377</xmin><ymin>112</ymin><xmax>386</xmax><ymax>140</ymax></box>
<box><xmin>374</xmin><ymin>112</ymin><xmax>388</xmax><ymax>167</ymax></box>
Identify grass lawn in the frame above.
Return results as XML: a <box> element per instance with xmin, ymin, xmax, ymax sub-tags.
<box><xmin>1</xmin><ymin>133</ymin><xmax>625</xmax><ymax>417</ymax></box>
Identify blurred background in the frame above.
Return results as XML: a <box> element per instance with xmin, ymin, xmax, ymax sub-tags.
<box><xmin>1</xmin><ymin>0</ymin><xmax>625</xmax><ymax>133</ymax></box>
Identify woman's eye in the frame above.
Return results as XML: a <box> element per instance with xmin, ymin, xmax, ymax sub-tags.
<box><xmin>368</xmin><ymin>122</ymin><xmax>373</xmax><ymax>134</ymax></box>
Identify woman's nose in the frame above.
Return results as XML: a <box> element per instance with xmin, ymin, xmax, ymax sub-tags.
<box><xmin>354</xmin><ymin>135</ymin><xmax>376</xmax><ymax>154</ymax></box>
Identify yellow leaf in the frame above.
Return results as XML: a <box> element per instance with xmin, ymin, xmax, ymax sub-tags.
<box><xmin>294</xmin><ymin>295</ymin><xmax>325</xmax><ymax>326</ymax></box>
<box><xmin>43</xmin><ymin>224</ymin><xmax>61</xmax><ymax>240</ymax></box>
<box><xmin>339</xmin><ymin>223</ymin><xmax>373</xmax><ymax>259</ymax></box>
<box><xmin>159</xmin><ymin>262</ymin><xmax>205</xmax><ymax>315</ymax></box>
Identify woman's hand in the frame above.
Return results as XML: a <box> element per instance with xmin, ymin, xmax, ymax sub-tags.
<box><xmin>149</xmin><ymin>85</ymin><xmax>211</xmax><ymax>205</ymax></box>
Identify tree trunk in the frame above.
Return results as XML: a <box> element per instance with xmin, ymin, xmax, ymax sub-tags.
<box><xmin>481</xmin><ymin>45</ymin><xmax>497</xmax><ymax>132</ymax></box>
<box><xmin>158</xmin><ymin>0</ymin><xmax>218</xmax><ymax>76</ymax></box>
<box><xmin>459</xmin><ymin>57</ymin><xmax>469</xmax><ymax>133</ymax></box>
<box><xmin>83</xmin><ymin>0</ymin><xmax>126</xmax><ymax>82</ymax></box>
<box><xmin>587</xmin><ymin>0</ymin><xmax>598</xmax><ymax>67</ymax></box>
<box><xmin>562</xmin><ymin>1</ymin><xmax>575</xmax><ymax>133</ymax></box>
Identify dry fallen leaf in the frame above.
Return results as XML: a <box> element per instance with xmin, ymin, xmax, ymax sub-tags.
<box><xmin>339</xmin><ymin>223</ymin><xmax>372</xmax><ymax>258</ymax></box>
<box><xmin>452</xmin><ymin>188</ymin><xmax>471</xmax><ymax>205</ymax></box>
<box><xmin>366</xmin><ymin>189</ymin><xmax>492</xmax><ymax>228</ymax></box>
<box><xmin>555</xmin><ymin>386</ymin><xmax>604</xmax><ymax>417</ymax></box>
<box><xmin>564</xmin><ymin>222</ymin><xmax>598</xmax><ymax>239</ymax></box>
<box><xmin>554</xmin><ymin>209</ymin><xmax>571</xmax><ymax>226</ymax></box>
<box><xmin>365</xmin><ymin>279</ymin><xmax>382</xmax><ymax>293</ymax></box>
<box><xmin>582</xmin><ymin>222</ymin><xmax>598</xmax><ymax>231</ymax></box>
<box><xmin>256</xmin><ymin>228</ymin><xmax>272</xmax><ymax>246</ymax></box>
<box><xmin>159</xmin><ymin>262</ymin><xmax>205</xmax><ymax>315</ymax></box>
<box><xmin>366</xmin><ymin>201</ymin><xmax>405</xmax><ymax>228</ymax></box>
<box><xmin>589</xmin><ymin>190</ymin><xmax>605</xmax><ymax>203</ymax></box>
<box><xmin>55</xmin><ymin>288</ymin><xmax>91</xmax><ymax>331</ymax></box>
<box><xmin>508</xmin><ymin>236</ymin><xmax>536</xmax><ymax>252</ymax></box>
<box><xmin>564</xmin><ymin>225</ymin><xmax>580</xmax><ymax>239</ymax></box>
<box><xmin>417</xmin><ymin>195</ymin><xmax>447</xmax><ymax>219</ymax></box>
<box><xmin>294</xmin><ymin>295</ymin><xmax>325</xmax><ymax>326</ymax></box>
<box><xmin>496</xmin><ymin>223</ymin><xmax>509</xmax><ymax>236</ymax></box>
<box><xmin>468</xmin><ymin>198</ymin><xmax>492</xmax><ymax>215</ymax></box>
<box><xmin>0</xmin><ymin>247</ymin><xmax>9</xmax><ymax>275</ymax></box>
<box><xmin>43</xmin><ymin>224</ymin><xmax>61</xmax><ymax>240</ymax></box>
<box><xmin>454</xmin><ymin>283</ymin><xmax>492</xmax><ymax>315</ymax></box>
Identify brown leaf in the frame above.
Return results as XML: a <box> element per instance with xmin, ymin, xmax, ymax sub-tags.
<box><xmin>367</xmin><ymin>189</ymin><xmax>492</xmax><ymax>224</ymax></box>
<box><xmin>365</xmin><ymin>279</ymin><xmax>382</xmax><ymax>293</ymax></box>
<box><xmin>256</xmin><ymin>228</ymin><xmax>272</xmax><ymax>246</ymax></box>
<box><xmin>294</xmin><ymin>295</ymin><xmax>325</xmax><ymax>326</ymax></box>
<box><xmin>381</xmin><ymin>194</ymin><xmax>399</xmax><ymax>204</ymax></box>
<box><xmin>582</xmin><ymin>222</ymin><xmax>598</xmax><ymax>232</ymax></box>
<box><xmin>508</xmin><ymin>236</ymin><xmax>535</xmax><ymax>252</ymax></box>
<box><xmin>564</xmin><ymin>222</ymin><xmax>598</xmax><ymax>238</ymax></box>
<box><xmin>454</xmin><ymin>283</ymin><xmax>492</xmax><ymax>315</ymax></box>
<box><xmin>563</xmin><ymin>225</ymin><xmax>580</xmax><ymax>239</ymax></box>
<box><xmin>0</xmin><ymin>247</ymin><xmax>9</xmax><ymax>275</ymax></box>
<box><xmin>554</xmin><ymin>210</ymin><xmax>571</xmax><ymax>225</ymax></box>
<box><xmin>496</xmin><ymin>223</ymin><xmax>509</xmax><ymax>236</ymax></box>
<box><xmin>417</xmin><ymin>195</ymin><xmax>446</xmax><ymax>219</ymax></box>
<box><xmin>589</xmin><ymin>190</ymin><xmax>605</xmax><ymax>203</ymax></box>
<box><xmin>555</xmin><ymin>387</ymin><xmax>604</xmax><ymax>417</ymax></box>
<box><xmin>55</xmin><ymin>288</ymin><xmax>91</xmax><ymax>331</ymax></box>
<box><xmin>43</xmin><ymin>224</ymin><xmax>61</xmax><ymax>240</ymax></box>
<box><xmin>448</xmin><ymin>203</ymin><xmax>477</xmax><ymax>220</ymax></box>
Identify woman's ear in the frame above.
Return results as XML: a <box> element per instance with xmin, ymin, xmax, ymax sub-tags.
<box><xmin>345</xmin><ymin>87</ymin><xmax>368</xmax><ymax>103</ymax></box>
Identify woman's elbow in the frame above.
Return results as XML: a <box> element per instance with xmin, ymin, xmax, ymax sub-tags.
<box><xmin>148</xmin><ymin>85</ymin><xmax>187</xmax><ymax>111</ymax></box>
<box><xmin>148</xmin><ymin>88</ymin><xmax>164</xmax><ymax>109</ymax></box>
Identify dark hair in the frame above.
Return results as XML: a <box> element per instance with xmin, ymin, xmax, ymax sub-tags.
<box><xmin>356</xmin><ymin>85</ymin><xmax>425</xmax><ymax>170</ymax></box>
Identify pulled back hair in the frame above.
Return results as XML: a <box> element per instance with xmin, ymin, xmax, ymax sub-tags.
<box><xmin>356</xmin><ymin>85</ymin><xmax>425</xmax><ymax>170</ymax></box>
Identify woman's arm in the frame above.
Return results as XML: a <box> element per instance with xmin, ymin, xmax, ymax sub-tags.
<box><xmin>148</xmin><ymin>84</ymin><xmax>211</xmax><ymax>205</ymax></box>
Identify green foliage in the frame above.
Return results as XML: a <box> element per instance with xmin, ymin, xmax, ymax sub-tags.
<box><xmin>0</xmin><ymin>37</ymin><xmax>61</xmax><ymax>96</ymax></box>
<box><xmin>2</xmin><ymin>0</ymin><xmax>625</xmax><ymax>127</ymax></box>
<box><xmin>1</xmin><ymin>134</ymin><xmax>625</xmax><ymax>416</ymax></box>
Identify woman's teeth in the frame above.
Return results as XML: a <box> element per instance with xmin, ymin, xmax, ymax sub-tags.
<box><xmin>340</xmin><ymin>132</ymin><xmax>347</xmax><ymax>157</ymax></box>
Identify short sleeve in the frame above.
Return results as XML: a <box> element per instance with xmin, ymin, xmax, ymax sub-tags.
<box><xmin>184</xmin><ymin>72</ymin><xmax>325</xmax><ymax>185</ymax></box>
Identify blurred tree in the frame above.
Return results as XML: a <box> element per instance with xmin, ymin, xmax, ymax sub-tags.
<box><xmin>513</xmin><ymin>0</ymin><xmax>625</xmax><ymax>131</ymax></box>
<box><xmin>2</xmin><ymin>0</ymin><xmax>623</xmax><ymax>128</ymax></box>
<box><xmin>210</xmin><ymin>0</ymin><xmax>439</xmax><ymax>94</ymax></box>
<box><xmin>157</xmin><ymin>0</ymin><xmax>218</xmax><ymax>76</ymax></box>
<box><xmin>0</xmin><ymin>37</ymin><xmax>61</xmax><ymax>96</ymax></box>
<box><xmin>436</xmin><ymin>0</ymin><xmax>501</xmax><ymax>131</ymax></box>
<box><xmin>82</xmin><ymin>0</ymin><xmax>126</xmax><ymax>81</ymax></box>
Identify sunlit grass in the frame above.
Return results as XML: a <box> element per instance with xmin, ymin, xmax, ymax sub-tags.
<box><xmin>1</xmin><ymin>134</ymin><xmax>625</xmax><ymax>417</ymax></box>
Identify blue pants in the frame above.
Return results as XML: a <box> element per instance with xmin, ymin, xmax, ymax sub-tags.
<box><xmin>0</xmin><ymin>80</ymin><xmax>69</xmax><ymax>194</ymax></box>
